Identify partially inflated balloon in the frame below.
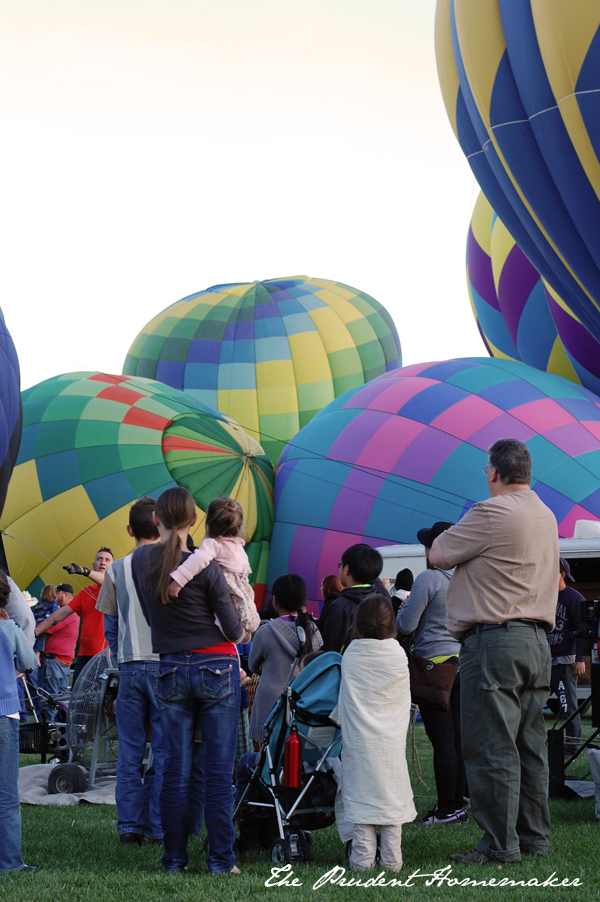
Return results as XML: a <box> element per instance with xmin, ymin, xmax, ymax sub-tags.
<box><xmin>3</xmin><ymin>373</ymin><xmax>274</xmax><ymax>602</ymax></box>
<box><xmin>467</xmin><ymin>191</ymin><xmax>600</xmax><ymax>395</ymax></box>
<box><xmin>269</xmin><ymin>358</ymin><xmax>600</xmax><ymax>610</ymax></box>
<box><xmin>0</xmin><ymin>308</ymin><xmax>21</xmax><ymax>522</ymax></box>
<box><xmin>123</xmin><ymin>277</ymin><xmax>401</xmax><ymax>463</ymax></box>
<box><xmin>436</xmin><ymin>0</ymin><xmax>600</xmax><ymax>343</ymax></box>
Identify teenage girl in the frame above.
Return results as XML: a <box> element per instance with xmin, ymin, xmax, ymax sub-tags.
<box><xmin>248</xmin><ymin>574</ymin><xmax>322</xmax><ymax>743</ymax></box>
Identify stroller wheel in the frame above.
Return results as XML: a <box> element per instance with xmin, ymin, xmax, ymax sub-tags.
<box><xmin>298</xmin><ymin>831</ymin><xmax>312</xmax><ymax>863</ymax></box>
<box><xmin>270</xmin><ymin>838</ymin><xmax>291</xmax><ymax>864</ymax></box>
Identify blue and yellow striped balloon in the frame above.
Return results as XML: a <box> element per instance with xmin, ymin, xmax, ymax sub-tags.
<box><xmin>467</xmin><ymin>191</ymin><xmax>600</xmax><ymax>395</ymax></box>
<box><xmin>436</xmin><ymin>0</ymin><xmax>600</xmax><ymax>344</ymax></box>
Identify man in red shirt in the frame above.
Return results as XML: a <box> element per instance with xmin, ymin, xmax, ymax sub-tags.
<box><xmin>38</xmin><ymin>583</ymin><xmax>79</xmax><ymax>714</ymax></box>
<box><xmin>36</xmin><ymin>548</ymin><xmax>113</xmax><ymax>688</ymax></box>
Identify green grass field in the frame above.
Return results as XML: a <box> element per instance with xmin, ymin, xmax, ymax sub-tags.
<box><xmin>6</xmin><ymin>717</ymin><xmax>597</xmax><ymax>902</ymax></box>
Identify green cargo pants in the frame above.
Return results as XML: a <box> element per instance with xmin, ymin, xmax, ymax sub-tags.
<box><xmin>459</xmin><ymin>623</ymin><xmax>551</xmax><ymax>862</ymax></box>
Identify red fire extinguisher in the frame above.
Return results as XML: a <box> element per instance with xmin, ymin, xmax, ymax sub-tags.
<box><xmin>283</xmin><ymin>727</ymin><xmax>302</xmax><ymax>788</ymax></box>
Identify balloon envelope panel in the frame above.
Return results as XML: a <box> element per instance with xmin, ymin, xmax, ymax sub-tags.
<box><xmin>4</xmin><ymin>372</ymin><xmax>274</xmax><ymax>601</ymax></box>
<box><xmin>467</xmin><ymin>191</ymin><xmax>600</xmax><ymax>394</ymax></box>
<box><xmin>0</xmin><ymin>308</ymin><xmax>21</xmax><ymax>522</ymax></box>
<box><xmin>467</xmin><ymin>191</ymin><xmax>519</xmax><ymax>360</ymax></box>
<box><xmin>436</xmin><ymin>0</ymin><xmax>600</xmax><ymax>344</ymax></box>
<box><xmin>123</xmin><ymin>276</ymin><xmax>402</xmax><ymax>463</ymax></box>
<box><xmin>269</xmin><ymin>357</ymin><xmax>600</xmax><ymax>610</ymax></box>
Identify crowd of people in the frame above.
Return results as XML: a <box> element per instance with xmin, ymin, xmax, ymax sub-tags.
<box><xmin>0</xmin><ymin>438</ymin><xmax>583</xmax><ymax>875</ymax></box>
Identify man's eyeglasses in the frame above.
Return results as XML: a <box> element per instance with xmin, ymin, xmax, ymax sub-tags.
<box><xmin>482</xmin><ymin>465</ymin><xmax>493</xmax><ymax>475</ymax></box>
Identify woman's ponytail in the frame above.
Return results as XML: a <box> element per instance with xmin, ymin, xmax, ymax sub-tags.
<box><xmin>296</xmin><ymin>608</ymin><xmax>315</xmax><ymax>655</ymax></box>
<box><xmin>148</xmin><ymin>487</ymin><xmax>197</xmax><ymax>605</ymax></box>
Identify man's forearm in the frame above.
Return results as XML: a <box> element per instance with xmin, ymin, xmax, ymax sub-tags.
<box><xmin>87</xmin><ymin>569</ymin><xmax>105</xmax><ymax>586</ymax></box>
<box><xmin>35</xmin><ymin>605</ymin><xmax>73</xmax><ymax>635</ymax></box>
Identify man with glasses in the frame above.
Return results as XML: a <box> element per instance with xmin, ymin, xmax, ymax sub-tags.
<box><xmin>429</xmin><ymin>438</ymin><xmax>558</xmax><ymax>866</ymax></box>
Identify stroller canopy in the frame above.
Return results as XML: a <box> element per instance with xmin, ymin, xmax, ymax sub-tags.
<box><xmin>262</xmin><ymin>651</ymin><xmax>342</xmax><ymax>780</ymax></box>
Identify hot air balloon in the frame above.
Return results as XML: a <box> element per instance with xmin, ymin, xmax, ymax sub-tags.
<box><xmin>467</xmin><ymin>191</ymin><xmax>600</xmax><ymax>394</ymax></box>
<box><xmin>268</xmin><ymin>357</ymin><xmax>600</xmax><ymax>610</ymax></box>
<box><xmin>0</xmin><ymin>308</ymin><xmax>21</xmax><ymax>521</ymax></box>
<box><xmin>2</xmin><ymin>372</ymin><xmax>274</xmax><ymax>604</ymax></box>
<box><xmin>436</xmin><ymin>0</ymin><xmax>600</xmax><ymax>344</ymax></box>
<box><xmin>123</xmin><ymin>276</ymin><xmax>402</xmax><ymax>463</ymax></box>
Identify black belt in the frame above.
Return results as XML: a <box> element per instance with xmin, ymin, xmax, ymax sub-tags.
<box><xmin>41</xmin><ymin>653</ymin><xmax>56</xmax><ymax>659</ymax></box>
<box><xmin>461</xmin><ymin>620</ymin><xmax>542</xmax><ymax>642</ymax></box>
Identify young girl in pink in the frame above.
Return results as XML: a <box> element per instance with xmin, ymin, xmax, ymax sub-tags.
<box><xmin>168</xmin><ymin>496</ymin><xmax>261</xmax><ymax>637</ymax></box>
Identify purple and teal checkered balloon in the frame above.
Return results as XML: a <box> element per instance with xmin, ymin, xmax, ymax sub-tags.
<box><xmin>268</xmin><ymin>357</ymin><xmax>600</xmax><ymax>611</ymax></box>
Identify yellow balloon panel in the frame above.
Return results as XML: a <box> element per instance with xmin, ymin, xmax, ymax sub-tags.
<box><xmin>434</xmin><ymin>0</ymin><xmax>460</xmax><ymax>139</ymax></box>
<box><xmin>453</xmin><ymin>0</ymin><xmax>505</xmax><ymax>133</ymax></box>
<box><xmin>288</xmin><ymin>332</ymin><xmax>331</xmax><ymax>385</ymax></box>
<box><xmin>215</xmin><ymin>393</ymin><xmax>261</xmax><ymax>447</ymax></box>
<box><xmin>308</xmin><ymin>307</ymin><xmax>357</xmax><ymax>353</ymax></box>
<box><xmin>32</xmin><ymin>504</ymin><xmax>136</xmax><ymax>594</ymax></box>
<box><xmin>4</xmin><ymin>484</ymin><xmax>99</xmax><ymax>589</ymax></box>
<box><xmin>1</xmin><ymin>459</ymin><xmax>42</xmax><ymax>525</ymax></box>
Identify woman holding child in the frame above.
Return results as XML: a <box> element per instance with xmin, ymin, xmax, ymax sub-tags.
<box><xmin>132</xmin><ymin>487</ymin><xmax>244</xmax><ymax>875</ymax></box>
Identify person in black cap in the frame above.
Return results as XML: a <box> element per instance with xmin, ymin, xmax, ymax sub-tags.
<box><xmin>547</xmin><ymin>558</ymin><xmax>585</xmax><ymax>752</ymax></box>
<box><xmin>55</xmin><ymin>583</ymin><xmax>74</xmax><ymax>606</ymax></box>
<box><xmin>396</xmin><ymin>521</ymin><xmax>467</xmax><ymax>826</ymax></box>
<box><xmin>37</xmin><ymin>582</ymin><xmax>79</xmax><ymax>715</ymax></box>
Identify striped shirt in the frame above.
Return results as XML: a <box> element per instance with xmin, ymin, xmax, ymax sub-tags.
<box><xmin>96</xmin><ymin>554</ymin><xmax>159</xmax><ymax>664</ymax></box>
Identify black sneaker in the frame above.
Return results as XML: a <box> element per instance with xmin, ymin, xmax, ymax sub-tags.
<box><xmin>449</xmin><ymin>848</ymin><xmax>495</xmax><ymax>866</ymax></box>
<box><xmin>419</xmin><ymin>807</ymin><xmax>467</xmax><ymax>826</ymax></box>
<box><xmin>120</xmin><ymin>833</ymin><xmax>145</xmax><ymax>846</ymax></box>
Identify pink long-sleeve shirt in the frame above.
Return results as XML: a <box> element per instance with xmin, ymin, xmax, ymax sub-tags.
<box><xmin>170</xmin><ymin>536</ymin><xmax>250</xmax><ymax>587</ymax></box>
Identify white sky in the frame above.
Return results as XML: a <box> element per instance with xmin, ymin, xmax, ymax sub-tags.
<box><xmin>0</xmin><ymin>0</ymin><xmax>482</xmax><ymax>391</ymax></box>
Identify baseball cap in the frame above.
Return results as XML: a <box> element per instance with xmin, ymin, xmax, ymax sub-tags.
<box><xmin>417</xmin><ymin>521</ymin><xmax>455</xmax><ymax>549</ymax></box>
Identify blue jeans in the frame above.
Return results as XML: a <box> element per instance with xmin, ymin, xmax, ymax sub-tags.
<box><xmin>0</xmin><ymin>717</ymin><xmax>24</xmax><ymax>872</ymax></box>
<box><xmin>39</xmin><ymin>657</ymin><xmax>71</xmax><ymax>696</ymax></box>
<box><xmin>156</xmin><ymin>653</ymin><xmax>240</xmax><ymax>873</ymax></box>
<box><xmin>188</xmin><ymin>743</ymin><xmax>205</xmax><ymax>837</ymax></box>
<box><xmin>116</xmin><ymin>661</ymin><xmax>163</xmax><ymax>840</ymax></box>
<box><xmin>39</xmin><ymin>657</ymin><xmax>71</xmax><ymax>721</ymax></box>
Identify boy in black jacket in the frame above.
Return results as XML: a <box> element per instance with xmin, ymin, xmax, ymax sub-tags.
<box><xmin>319</xmin><ymin>544</ymin><xmax>387</xmax><ymax>653</ymax></box>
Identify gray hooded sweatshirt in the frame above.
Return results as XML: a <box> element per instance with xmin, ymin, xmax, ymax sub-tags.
<box><xmin>396</xmin><ymin>567</ymin><xmax>459</xmax><ymax>660</ymax></box>
<box><xmin>249</xmin><ymin>617</ymin><xmax>322</xmax><ymax>742</ymax></box>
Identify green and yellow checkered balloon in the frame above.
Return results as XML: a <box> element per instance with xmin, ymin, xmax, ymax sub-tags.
<box><xmin>123</xmin><ymin>276</ymin><xmax>401</xmax><ymax>463</ymax></box>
